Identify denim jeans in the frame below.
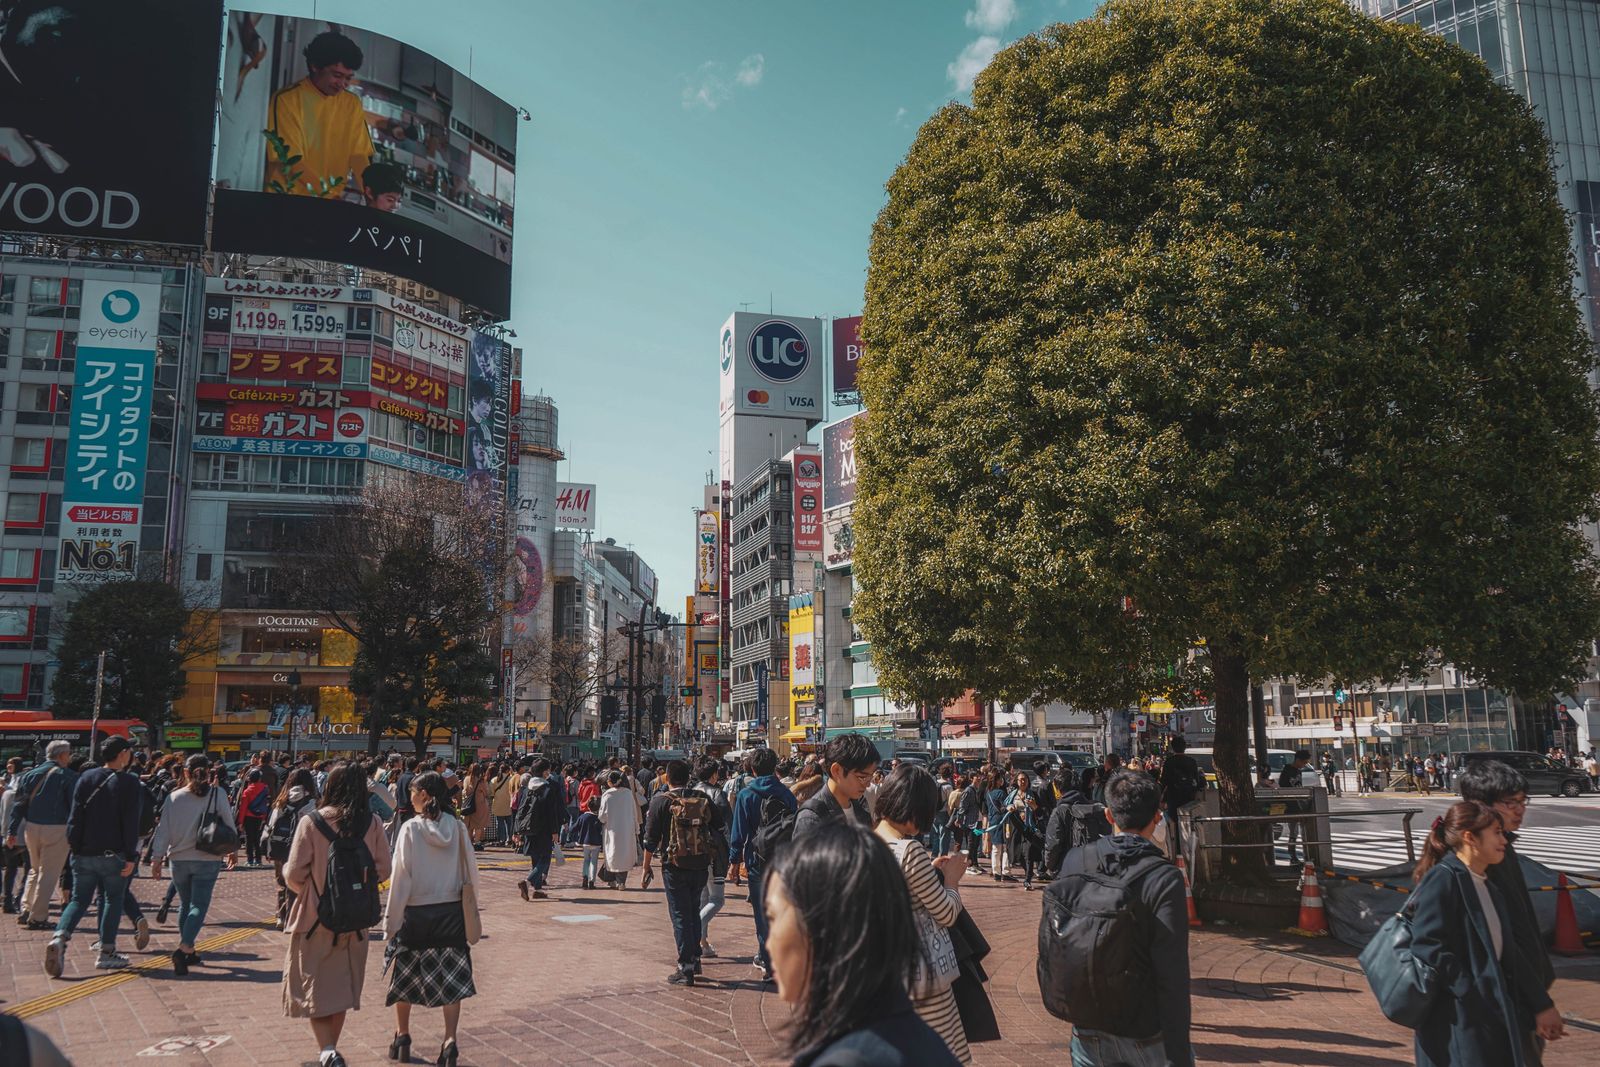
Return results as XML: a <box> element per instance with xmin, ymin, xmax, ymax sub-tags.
<box><xmin>698</xmin><ymin>870</ymin><xmax>726</xmax><ymax>937</ymax></box>
<box><xmin>748</xmin><ymin>867</ymin><xmax>772</xmax><ymax>970</ymax></box>
<box><xmin>1070</xmin><ymin>1029</ymin><xmax>1186</xmax><ymax>1067</ymax></box>
<box><xmin>930</xmin><ymin>812</ymin><xmax>951</xmax><ymax>856</ymax></box>
<box><xmin>525</xmin><ymin>835</ymin><xmax>553</xmax><ymax>888</ymax></box>
<box><xmin>56</xmin><ymin>854</ymin><xmax>127</xmax><ymax>949</ymax></box>
<box><xmin>496</xmin><ymin>815</ymin><xmax>512</xmax><ymax>844</ymax></box>
<box><xmin>582</xmin><ymin>845</ymin><xmax>601</xmax><ymax>883</ymax></box>
<box><xmin>660</xmin><ymin>864</ymin><xmax>707</xmax><ymax>971</ymax></box>
<box><xmin>171</xmin><ymin>860</ymin><xmax>222</xmax><ymax>947</ymax></box>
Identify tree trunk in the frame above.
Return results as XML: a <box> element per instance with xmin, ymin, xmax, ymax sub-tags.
<box><xmin>366</xmin><ymin>678</ymin><xmax>385</xmax><ymax>758</ymax></box>
<box><xmin>412</xmin><ymin>724</ymin><xmax>429</xmax><ymax>757</ymax></box>
<box><xmin>1210</xmin><ymin>639</ymin><xmax>1268</xmax><ymax>883</ymax></box>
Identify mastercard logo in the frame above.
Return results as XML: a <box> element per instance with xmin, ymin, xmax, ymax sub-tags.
<box><xmin>747</xmin><ymin>389</ymin><xmax>770</xmax><ymax>404</ymax></box>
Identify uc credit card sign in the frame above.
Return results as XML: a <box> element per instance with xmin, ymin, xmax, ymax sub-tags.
<box><xmin>58</xmin><ymin>281</ymin><xmax>159</xmax><ymax>581</ymax></box>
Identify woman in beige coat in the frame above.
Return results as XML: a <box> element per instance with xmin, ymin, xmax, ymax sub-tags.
<box><xmin>461</xmin><ymin>763</ymin><xmax>491</xmax><ymax>846</ymax></box>
<box><xmin>282</xmin><ymin>763</ymin><xmax>393</xmax><ymax>1067</ymax></box>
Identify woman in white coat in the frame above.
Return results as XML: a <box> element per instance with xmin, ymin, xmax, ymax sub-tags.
<box><xmin>596</xmin><ymin>771</ymin><xmax>639</xmax><ymax>890</ymax></box>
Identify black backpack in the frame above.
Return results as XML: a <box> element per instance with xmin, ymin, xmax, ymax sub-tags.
<box><xmin>1038</xmin><ymin>848</ymin><xmax>1170</xmax><ymax>1029</ymax></box>
<box><xmin>308</xmin><ymin>811</ymin><xmax>381</xmax><ymax>936</ymax></box>
<box><xmin>1068</xmin><ymin>803</ymin><xmax>1111</xmax><ymax>850</ymax></box>
<box><xmin>751</xmin><ymin>793</ymin><xmax>797</xmax><ymax>868</ymax></box>
<box><xmin>137</xmin><ymin>780</ymin><xmax>161</xmax><ymax>837</ymax></box>
<box><xmin>513</xmin><ymin>779</ymin><xmax>553</xmax><ymax>837</ymax></box>
<box><xmin>265</xmin><ymin>796</ymin><xmax>311</xmax><ymax>862</ymax></box>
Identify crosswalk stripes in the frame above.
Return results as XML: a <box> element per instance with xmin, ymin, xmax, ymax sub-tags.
<box><xmin>1274</xmin><ymin>824</ymin><xmax>1600</xmax><ymax>876</ymax></box>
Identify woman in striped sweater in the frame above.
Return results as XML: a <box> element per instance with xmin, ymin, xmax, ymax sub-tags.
<box><xmin>873</xmin><ymin>765</ymin><xmax>971</xmax><ymax>1064</ymax></box>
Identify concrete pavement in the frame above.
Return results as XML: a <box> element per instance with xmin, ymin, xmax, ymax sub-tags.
<box><xmin>2</xmin><ymin>845</ymin><xmax>1598</xmax><ymax>1065</ymax></box>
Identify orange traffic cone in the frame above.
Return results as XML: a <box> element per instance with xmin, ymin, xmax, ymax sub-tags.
<box><xmin>1553</xmin><ymin>872</ymin><xmax>1587</xmax><ymax>957</ymax></box>
<box><xmin>1288</xmin><ymin>861</ymin><xmax>1329</xmax><ymax>937</ymax></box>
<box><xmin>1177</xmin><ymin>855</ymin><xmax>1201</xmax><ymax>928</ymax></box>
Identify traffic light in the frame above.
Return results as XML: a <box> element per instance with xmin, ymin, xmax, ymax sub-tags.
<box><xmin>650</xmin><ymin>694</ymin><xmax>667</xmax><ymax>727</ymax></box>
<box><xmin>600</xmin><ymin>695</ymin><xmax>620</xmax><ymax>728</ymax></box>
<box><xmin>470</xmin><ymin>724</ymin><xmax>482</xmax><ymax>741</ymax></box>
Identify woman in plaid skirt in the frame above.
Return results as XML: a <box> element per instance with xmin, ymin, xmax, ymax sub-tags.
<box><xmin>382</xmin><ymin>772</ymin><xmax>482</xmax><ymax>1066</ymax></box>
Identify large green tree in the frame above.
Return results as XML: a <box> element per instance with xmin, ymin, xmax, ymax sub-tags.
<box><xmin>291</xmin><ymin>477</ymin><xmax>503</xmax><ymax>755</ymax></box>
<box><xmin>853</xmin><ymin>0</ymin><xmax>1600</xmax><ymax>878</ymax></box>
<box><xmin>52</xmin><ymin>580</ymin><xmax>200</xmax><ymax>727</ymax></box>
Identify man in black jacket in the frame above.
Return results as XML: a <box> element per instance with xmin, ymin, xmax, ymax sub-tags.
<box><xmin>642</xmin><ymin>760</ymin><xmax>724</xmax><ymax>986</ymax></box>
<box><xmin>1039</xmin><ymin>770</ymin><xmax>1193</xmax><ymax>1066</ymax></box>
<box><xmin>44</xmin><ymin>737</ymin><xmax>142</xmax><ymax>976</ymax></box>
<box><xmin>791</xmin><ymin>733</ymin><xmax>877</xmax><ymax>841</ymax></box>
<box><xmin>1158</xmin><ymin>737</ymin><xmax>1205</xmax><ymax>862</ymax></box>
<box><xmin>1459</xmin><ymin>760</ymin><xmax>1556</xmax><ymax>996</ymax></box>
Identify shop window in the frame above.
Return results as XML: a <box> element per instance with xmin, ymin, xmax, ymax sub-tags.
<box><xmin>0</xmin><ymin>608</ymin><xmax>29</xmax><ymax>640</ymax></box>
<box><xmin>21</xmin><ymin>330</ymin><xmax>56</xmax><ymax>359</ymax></box>
<box><xmin>19</xmin><ymin>384</ymin><xmax>51</xmax><ymax>412</ymax></box>
<box><xmin>1</xmin><ymin>549</ymin><xmax>37</xmax><ymax>580</ymax></box>
<box><xmin>4</xmin><ymin>493</ymin><xmax>44</xmax><ymax>527</ymax></box>
<box><xmin>8</xmin><ymin>438</ymin><xmax>47</xmax><ymax>471</ymax></box>
<box><xmin>0</xmin><ymin>664</ymin><xmax>24</xmax><ymax>698</ymax></box>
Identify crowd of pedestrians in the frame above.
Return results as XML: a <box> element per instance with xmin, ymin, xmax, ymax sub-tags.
<box><xmin>0</xmin><ymin>734</ymin><xmax>1582</xmax><ymax>1067</ymax></box>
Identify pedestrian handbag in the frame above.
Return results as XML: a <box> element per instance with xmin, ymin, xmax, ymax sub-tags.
<box><xmin>195</xmin><ymin>788</ymin><xmax>239</xmax><ymax>856</ymax></box>
<box><xmin>1358</xmin><ymin>896</ymin><xmax>1439</xmax><ymax>1028</ymax></box>
<box><xmin>887</xmin><ymin>838</ymin><xmax>961</xmax><ymax>998</ymax></box>
<box><xmin>456</xmin><ymin>819</ymin><xmax>482</xmax><ymax>945</ymax></box>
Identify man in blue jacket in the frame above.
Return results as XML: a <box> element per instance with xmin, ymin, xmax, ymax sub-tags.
<box><xmin>727</xmin><ymin>747</ymin><xmax>795</xmax><ymax>984</ymax></box>
<box><xmin>45</xmin><ymin>736</ymin><xmax>142</xmax><ymax>975</ymax></box>
<box><xmin>4</xmin><ymin>740</ymin><xmax>77</xmax><ymax>930</ymax></box>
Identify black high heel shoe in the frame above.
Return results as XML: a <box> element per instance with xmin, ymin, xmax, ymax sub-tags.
<box><xmin>436</xmin><ymin>1038</ymin><xmax>458</xmax><ymax>1066</ymax></box>
<box><xmin>388</xmin><ymin>1033</ymin><xmax>411</xmax><ymax>1062</ymax></box>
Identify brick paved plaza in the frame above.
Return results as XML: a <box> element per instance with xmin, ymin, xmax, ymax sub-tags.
<box><xmin>3</xmin><ymin>846</ymin><xmax>1598</xmax><ymax>1065</ymax></box>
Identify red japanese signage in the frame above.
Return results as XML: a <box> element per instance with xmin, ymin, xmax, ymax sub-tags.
<box><xmin>371</xmin><ymin>357</ymin><xmax>448</xmax><ymax>408</ymax></box>
<box><xmin>792</xmin><ymin>450</ymin><xmax>823</xmax><ymax>553</ymax></box>
<box><xmin>224</xmin><ymin>401</ymin><xmax>335</xmax><ymax>441</ymax></box>
<box><xmin>230</xmin><ymin>347</ymin><xmax>342</xmax><ymax>383</ymax></box>
<box><xmin>832</xmin><ymin>316</ymin><xmax>863</xmax><ymax>395</ymax></box>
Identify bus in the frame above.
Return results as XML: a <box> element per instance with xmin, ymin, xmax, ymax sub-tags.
<box><xmin>0</xmin><ymin>711</ymin><xmax>150</xmax><ymax>767</ymax></box>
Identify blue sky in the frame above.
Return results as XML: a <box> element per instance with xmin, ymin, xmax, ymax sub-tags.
<box><xmin>274</xmin><ymin>0</ymin><xmax>1096</xmax><ymax>606</ymax></box>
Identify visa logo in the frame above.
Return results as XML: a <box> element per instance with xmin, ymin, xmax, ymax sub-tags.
<box><xmin>788</xmin><ymin>396</ymin><xmax>817</xmax><ymax>409</ymax></box>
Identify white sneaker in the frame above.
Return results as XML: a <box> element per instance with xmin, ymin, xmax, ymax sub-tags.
<box><xmin>44</xmin><ymin>937</ymin><xmax>65</xmax><ymax>978</ymax></box>
<box><xmin>135</xmin><ymin>917</ymin><xmax>151</xmax><ymax>950</ymax></box>
<box><xmin>701</xmin><ymin>940</ymin><xmax>718</xmax><ymax>958</ymax></box>
<box><xmin>94</xmin><ymin>951</ymin><xmax>130</xmax><ymax>970</ymax></box>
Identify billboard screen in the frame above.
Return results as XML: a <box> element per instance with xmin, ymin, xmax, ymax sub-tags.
<box><xmin>464</xmin><ymin>330</ymin><xmax>508</xmax><ymax>502</ymax></box>
<box><xmin>822</xmin><ymin>412</ymin><xmax>862</xmax><ymax>511</ymax></box>
<box><xmin>0</xmin><ymin>0</ymin><xmax>222</xmax><ymax>246</ymax></box>
<box><xmin>214</xmin><ymin>13</ymin><xmax>517</xmax><ymax>316</ymax></box>
<box><xmin>59</xmin><ymin>281</ymin><xmax>160</xmax><ymax>582</ymax></box>
<box><xmin>792</xmin><ymin>450</ymin><xmax>823</xmax><ymax>553</ymax></box>
<box><xmin>719</xmin><ymin>312</ymin><xmax>825</xmax><ymax>422</ymax></box>
<box><xmin>832</xmin><ymin>316</ymin><xmax>863</xmax><ymax>396</ymax></box>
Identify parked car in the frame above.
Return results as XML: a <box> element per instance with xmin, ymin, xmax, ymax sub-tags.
<box><xmin>1186</xmin><ymin>747</ymin><xmax>1299</xmax><ymax>784</ymax></box>
<box><xmin>1459</xmin><ymin>750</ymin><xmax>1593</xmax><ymax>797</ymax></box>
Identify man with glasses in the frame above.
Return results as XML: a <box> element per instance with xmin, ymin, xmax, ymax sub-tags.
<box><xmin>1459</xmin><ymin>760</ymin><xmax>1556</xmax><ymax>1004</ymax></box>
<box><xmin>792</xmin><ymin>733</ymin><xmax>879</xmax><ymax>840</ymax></box>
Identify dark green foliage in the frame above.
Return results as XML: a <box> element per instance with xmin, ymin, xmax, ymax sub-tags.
<box><xmin>854</xmin><ymin>0</ymin><xmax>1600</xmax><ymax>871</ymax></box>
<box><xmin>52</xmin><ymin>581</ymin><xmax>193</xmax><ymax>727</ymax></box>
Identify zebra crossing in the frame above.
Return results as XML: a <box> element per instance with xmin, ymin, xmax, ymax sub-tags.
<box><xmin>1277</xmin><ymin>824</ymin><xmax>1600</xmax><ymax>876</ymax></box>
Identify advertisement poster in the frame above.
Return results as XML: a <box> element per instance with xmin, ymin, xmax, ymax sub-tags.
<box><xmin>719</xmin><ymin>312</ymin><xmax>826</xmax><ymax>421</ymax></box>
<box><xmin>696</xmin><ymin>511</ymin><xmax>718</xmax><ymax>594</ymax></box>
<box><xmin>792</xmin><ymin>451</ymin><xmax>823</xmax><ymax>553</ymax></box>
<box><xmin>214</xmin><ymin>12</ymin><xmax>517</xmax><ymax>315</ymax></box>
<box><xmin>0</xmin><ymin>0</ymin><xmax>222</xmax><ymax>245</ymax></box>
<box><xmin>464</xmin><ymin>330</ymin><xmax>507</xmax><ymax>502</ymax></box>
<box><xmin>832</xmin><ymin>315</ymin><xmax>863</xmax><ymax>397</ymax></box>
<box><xmin>58</xmin><ymin>281</ymin><xmax>159</xmax><ymax>582</ymax></box>
<box><xmin>788</xmin><ymin>595</ymin><xmax>816</xmax><ymax>729</ymax></box>
<box><xmin>822</xmin><ymin>412</ymin><xmax>862</xmax><ymax>511</ymax></box>
<box><xmin>553</xmin><ymin>482</ymin><xmax>597</xmax><ymax>530</ymax></box>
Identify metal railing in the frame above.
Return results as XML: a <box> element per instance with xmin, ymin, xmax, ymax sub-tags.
<box><xmin>1191</xmin><ymin>807</ymin><xmax>1424</xmax><ymax>864</ymax></box>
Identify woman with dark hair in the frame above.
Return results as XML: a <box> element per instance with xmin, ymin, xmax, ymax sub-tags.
<box><xmin>871</xmin><ymin>765</ymin><xmax>970</xmax><ymax>1063</ymax></box>
<box><xmin>983</xmin><ymin>768</ymin><xmax>1010</xmax><ymax>882</ymax></box>
<box><xmin>383</xmin><ymin>771</ymin><xmax>480</xmax><ymax>1066</ymax></box>
<box><xmin>265</xmin><ymin>767</ymin><xmax>318</xmax><ymax>929</ymax></box>
<box><xmin>149</xmin><ymin>754</ymin><xmax>237</xmax><ymax>975</ymax></box>
<box><xmin>1407</xmin><ymin>801</ymin><xmax>1565</xmax><ymax>1067</ymax></box>
<box><xmin>458</xmin><ymin>763</ymin><xmax>489</xmax><ymax>850</ymax></box>
<box><xmin>766</xmin><ymin>821</ymin><xmax>958</xmax><ymax>1066</ymax></box>
<box><xmin>283</xmin><ymin>763</ymin><xmax>393</xmax><ymax>1067</ymax></box>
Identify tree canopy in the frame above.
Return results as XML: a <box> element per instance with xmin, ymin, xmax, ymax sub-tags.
<box><xmin>852</xmin><ymin>0</ymin><xmax>1600</xmax><ymax>869</ymax></box>
<box><xmin>52</xmin><ymin>579</ymin><xmax>204</xmax><ymax>727</ymax></box>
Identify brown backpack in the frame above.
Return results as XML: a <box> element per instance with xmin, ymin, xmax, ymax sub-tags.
<box><xmin>665</xmin><ymin>791</ymin><xmax>712</xmax><ymax>869</ymax></box>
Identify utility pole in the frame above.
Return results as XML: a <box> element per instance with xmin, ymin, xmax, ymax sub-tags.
<box><xmin>89</xmin><ymin>650</ymin><xmax>106</xmax><ymax>761</ymax></box>
<box><xmin>627</xmin><ymin>600</ymin><xmax>648</xmax><ymax>765</ymax></box>
<box><xmin>984</xmin><ymin>693</ymin><xmax>997</xmax><ymax>767</ymax></box>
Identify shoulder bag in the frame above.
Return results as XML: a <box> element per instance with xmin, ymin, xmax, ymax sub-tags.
<box><xmin>195</xmin><ymin>787</ymin><xmax>239</xmax><ymax>856</ymax></box>
<box><xmin>457</xmin><ymin>817</ymin><xmax>482</xmax><ymax>944</ymax></box>
<box><xmin>886</xmin><ymin>837</ymin><xmax>961</xmax><ymax>998</ymax></box>
<box><xmin>1357</xmin><ymin>896</ymin><xmax>1439</xmax><ymax>1028</ymax></box>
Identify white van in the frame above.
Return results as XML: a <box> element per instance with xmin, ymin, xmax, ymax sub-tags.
<box><xmin>1186</xmin><ymin>747</ymin><xmax>1299</xmax><ymax>784</ymax></box>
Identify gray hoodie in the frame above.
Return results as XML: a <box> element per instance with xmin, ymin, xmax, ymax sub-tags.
<box><xmin>149</xmin><ymin>784</ymin><xmax>238</xmax><ymax>864</ymax></box>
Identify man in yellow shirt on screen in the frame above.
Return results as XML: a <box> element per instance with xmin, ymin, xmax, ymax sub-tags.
<box><xmin>264</xmin><ymin>30</ymin><xmax>373</xmax><ymax>199</ymax></box>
